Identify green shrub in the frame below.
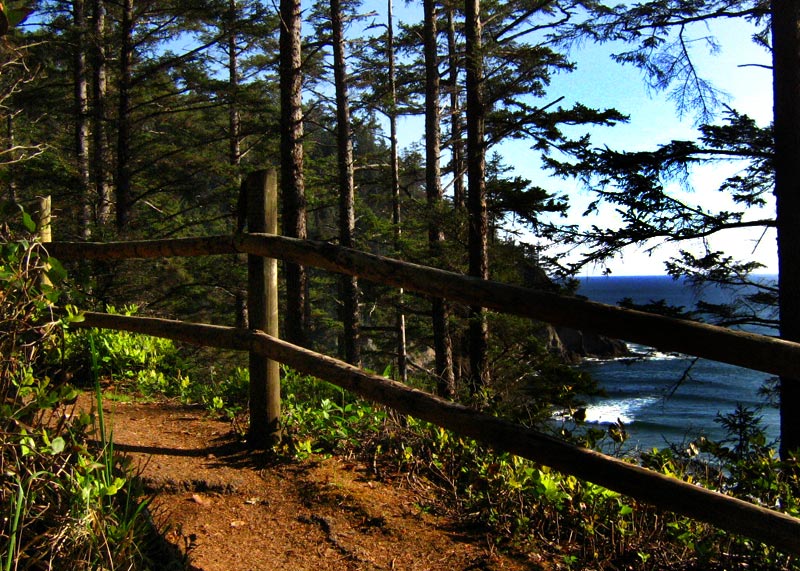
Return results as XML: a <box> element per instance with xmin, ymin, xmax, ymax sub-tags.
<box><xmin>274</xmin><ymin>366</ymin><xmax>799</xmax><ymax>570</ymax></box>
<box><xmin>1</xmin><ymin>207</ymin><xmax>162</xmax><ymax>570</ymax></box>
<box><xmin>58</xmin><ymin>305</ymin><xmax>185</xmax><ymax>385</ymax></box>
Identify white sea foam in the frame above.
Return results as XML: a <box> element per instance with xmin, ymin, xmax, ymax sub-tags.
<box><xmin>645</xmin><ymin>350</ymin><xmax>686</xmax><ymax>361</ymax></box>
<box><xmin>583</xmin><ymin>396</ymin><xmax>659</xmax><ymax>425</ymax></box>
<box><xmin>582</xmin><ymin>343</ymin><xmax>685</xmax><ymax>363</ymax></box>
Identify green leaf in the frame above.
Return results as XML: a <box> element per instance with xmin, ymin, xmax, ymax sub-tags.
<box><xmin>46</xmin><ymin>257</ymin><xmax>67</xmax><ymax>283</ymax></box>
<box><xmin>21</xmin><ymin>211</ymin><xmax>35</xmax><ymax>232</ymax></box>
<box><xmin>20</xmin><ymin>436</ymin><xmax>35</xmax><ymax>457</ymax></box>
<box><xmin>49</xmin><ymin>436</ymin><xmax>65</xmax><ymax>454</ymax></box>
<box><xmin>102</xmin><ymin>477</ymin><xmax>126</xmax><ymax>496</ymax></box>
<box><xmin>44</xmin><ymin>289</ymin><xmax>61</xmax><ymax>304</ymax></box>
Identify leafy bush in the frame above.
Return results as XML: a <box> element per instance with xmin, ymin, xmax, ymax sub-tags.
<box><xmin>0</xmin><ymin>206</ymin><xmax>161</xmax><ymax>570</ymax></box>
<box><xmin>58</xmin><ymin>305</ymin><xmax>185</xmax><ymax>385</ymax></box>
<box><xmin>274</xmin><ymin>367</ymin><xmax>800</xmax><ymax>570</ymax></box>
<box><xmin>281</xmin><ymin>367</ymin><xmax>389</xmax><ymax>459</ymax></box>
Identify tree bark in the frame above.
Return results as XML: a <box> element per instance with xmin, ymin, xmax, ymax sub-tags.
<box><xmin>464</xmin><ymin>0</ymin><xmax>490</xmax><ymax>393</ymax></box>
<box><xmin>280</xmin><ymin>0</ymin><xmax>309</xmax><ymax>347</ymax></box>
<box><xmin>331</xmin><ymin>0</ymin><xmax>360</xmax><ymax>365</ymax></box>
<box><xmin>424</xmin><ymin>0</ymin><xmax>455</xmax><ymax>398</ymax></box>
<box><xmin>772</xmin><ymin>0</ymin><xmax>800</xmax><ymax>458</ymax></box>
<box><xmin>228</xmin><ymin>0</ymin><xmax>241</xmax><ymax>173</ymax></box>
<box><xmin>228</xmin><ymin>0</ymin><xmax>248</xmax><ymax>328</ymax></box>
<box><xmin>387</xmin><ymin>0</ymin><xmax>408</xmax><ymax>382</ymax></box>
<box><xmin>116</xmin><ymin>0</ymin><xmax>134</xmax><ymax>230</ymax></box>
<box><xmin>91</xmin><ymin>0</ymin><xmax>112</xmax><ymax>227</ymax></box>
<box><xmin>447</xmin><ymin>6</ymin><xmax>465</xmax><ymax>211</ymax></box>
<box><xmin>73</xmin><ymin>0</ymin><xmax>91</xmax><ymax>240</ymax></box>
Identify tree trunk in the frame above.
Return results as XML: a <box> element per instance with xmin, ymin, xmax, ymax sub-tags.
<box><xmin>771</xmin><ymin>0</ymin><xmax>800</xmax><ymax>458</ymax></box>
<box><xmin>228</xmin><ymin>0</ymin><xmax>248</xmax><ymax>329</ymax></box>
<box><xmin>74</xmin><ymin>0</ymin><xmax>91</xmax><ymax>240</ymax></box>
<box><xmin>387</xmin><ymin>0</ymin><xmax>408</xmax><ymax>383</ymax></box>
<box><xmin>331</xmin><ymin>0</ymin><xmax>360</xmax><ymax>365</ymax></box>
<box><xmin>447</xmin><ymin>6</ymin><xmax>465</xmax><ymax>211</ymax></box>
<box><xmin>280</xmin><ymin>0</ymin><xmax>309</xmax><ymax>347</ymax></box>
<box><xmin>464</xmin><ymin>0</ymin><xmax>490</xmax><ymax>393</ymax></box>
<box><xmin>228</xmin><ymin>0</ymin><xmax>241</xmax><ymax>173</ymax></box>
<box><xmin>91</xmin><ymin>0</ymin><xmax>112</xmax><ymax>227</ymax></box>
<box><xmin>116</xmin><ymin>0</ymin><xmax>134</xmax><ymax>230</ymax></box>
<box><xmin>424</xmin><ymin>0</ymin><xmax>455</xmax><ymax>398</ymax></box>
<box><xmin>447</xmin><ymin>5</ymin><xmax>469</xmax><ymax>387</ymax></box>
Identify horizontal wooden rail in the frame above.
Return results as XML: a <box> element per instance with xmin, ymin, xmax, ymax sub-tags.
<box><xmin>48</xmin><ymin>234</ymin><xmax>800</xmax><ymax>379</ymax></box>
<box><xmin>72</xmin><ymin>311</ymin><xmax>800</xmax><ymax>555</ymax></box>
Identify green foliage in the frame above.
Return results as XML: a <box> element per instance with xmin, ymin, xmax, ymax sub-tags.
<box><xmin>271</xmin><ymin>368</ymin><xmax>800</xmax><ymax>570</ymax></box>
<box><xmin>1</xmin><ymin>217</ymin><xmax>159</xmax><ymax>570</ymax></box>
<box><xmin>58</xmin><ymin>306</ymin><xmax>184</xmax><ymax>385</ymax></box>
<box><xmin>185</xmin><ymin>365</ymin><xmax>251</xmax><ymax>418</ymax></box>
<box><xmin>280</xmin><ymin>367</ymin><xmax>389</xmax><ymax>459</ymax></box>
<box><xmin>59</xmin><ymin>318</ymin><xmax>254</xmax><ymax>421</ymax></box>
<box><xmin>484</xmin><ymin>312</ymin><xmax>601</xmax><ymax>425</ymax></box>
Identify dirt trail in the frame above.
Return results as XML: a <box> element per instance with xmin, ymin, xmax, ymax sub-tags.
<box><xmin>85</xmin><ymin>395</ymin><xmax>548</xmax><ymax>570</ymax></box>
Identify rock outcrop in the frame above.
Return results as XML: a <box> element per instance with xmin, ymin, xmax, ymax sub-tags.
<box><xmin>513</xmin><ymin>258</ymin><xmax>631</xmax><ymax>362</ymax></box>
<box><xmin>544</xmin><ymin>324</ymin><xmax>631</xmax><ymax>363</ymax></box>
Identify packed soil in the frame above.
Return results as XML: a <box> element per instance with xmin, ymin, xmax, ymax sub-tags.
<box><xmin>79</xmin><ymin>393</ymin><xmax>553</xmax><ymax>571</ymax></box>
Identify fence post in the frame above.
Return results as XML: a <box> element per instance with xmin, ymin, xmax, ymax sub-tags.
<box><xmin>246</xmin><ymin>169</ymin><xmax>281</xmax><ymax>448</ymax></box>
<box><xmin>36</xmin><ymin>196</ymin><xmax>52</xmax><ymax>289</ymax></box>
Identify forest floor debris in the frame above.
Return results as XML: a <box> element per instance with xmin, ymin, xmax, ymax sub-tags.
<box><xmin>80</xmin><ymin>393</ymin><xmax>550</xmax><ymax>570</ymax></box>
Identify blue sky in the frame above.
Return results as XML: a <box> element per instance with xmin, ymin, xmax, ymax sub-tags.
<box><xmin>520</xmin><ymin>17</ymin><xmax>775</xmax><ymax>276</ymax></box>
<box><xmin>382</xmin><ymin>5</ymin><xmax>775</xmax><ymax>276</ymax></box>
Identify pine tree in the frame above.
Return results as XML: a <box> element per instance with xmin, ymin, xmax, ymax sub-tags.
<box><xmin>91</xmin><ymin>0</ymin><xmax>112</xmax><ymax>227</ymax></box>
<box><xmin>330</xmin><ymin>0</ymin><xmax>361</xmax><ymax>365</ymax></box>
<box><xmin>424</xmin><ymin>0</ymin><xmax>455</xmax><ymax>397</ymax></box>
<box><xmin>770</xmin><ymin>0</ymin><xmax>800</xmax><ymax>458</ymax></box>
<box><xmin>72</xmin><ymin>0</ymin><xmax>91</xmax><ymax>239</ymax></box>
<box><xmin>464</xmin><ymin>0</ymin><xmax>490</xmax><ymax>393</ymax></box>
<box><xmin>280</xmin><ymin>0</ymin><xmax>309</xmax><ymax>347</ymax></box>
<box><xmin>387</xmin><ymin>0</ymin><xmax>408</xmax><ymax>383</ymax></box>
<box><xmin>545</xmin><ymin>0</ymin><xmax>800</xmax><ymax>454</ymax></box>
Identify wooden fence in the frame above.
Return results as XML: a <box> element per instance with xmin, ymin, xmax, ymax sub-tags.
<box><xmin>44</xmin><ymin>171</ymin><xmax>800</xmax><ymax>555</ymax></box>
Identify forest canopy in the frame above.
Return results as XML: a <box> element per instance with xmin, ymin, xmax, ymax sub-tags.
<box><xmin>1</xmin><ymin>0</ymin><xmax>792</xmax><ymax>449</ymax></box>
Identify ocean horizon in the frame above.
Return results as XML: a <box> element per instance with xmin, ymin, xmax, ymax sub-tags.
<box><xmin>574</xmin><ymin>274</ymin><xmax>780</xmax><ymax>452</ymax></box>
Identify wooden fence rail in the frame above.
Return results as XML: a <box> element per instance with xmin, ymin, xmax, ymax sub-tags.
<box><xmin>44</xmin><ymin>209</ymin><xmax>800</xmax><ymax>555</ymax></box>
<box><xmin>70</xmin><ymin>311</ymin><xmax>800</xmax><ymax>555</ymax></box>
<box><xmin>48</xmin><ymin>233</ymin><xmax>800</xmax><ymax>380</ymax></box>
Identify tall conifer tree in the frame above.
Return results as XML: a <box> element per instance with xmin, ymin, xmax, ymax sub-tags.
<box><xmin>424</xmin><ymin>0</ymin><xmax>455</xmax><ymax>397</ymax></box>
<box><xmin>464</xmin><ymin>0</ymin><xmax>490</xmax><ymax>392</ymax></box>
<box><xmin>280</xmin><ymin>0</ymin><xmax>309</xmax><ymax>347</ymax></box>
<box><xmin>771</xmin><ymin>0</ymin><xmax>800</xmax><ymax>457</ymax></box>
<box><xmin>331</xmin><ymin>0</ymin><xmax>361</xmax><ymax>365</ymax></box>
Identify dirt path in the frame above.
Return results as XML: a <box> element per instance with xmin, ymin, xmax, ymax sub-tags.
<box><xmin>86</xmin><ymin>395</ymin><xmax>549</xmax><ymax>570</ymax></box>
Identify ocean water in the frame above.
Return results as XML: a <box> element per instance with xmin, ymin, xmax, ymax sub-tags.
<box><xmin>574</xmin><ymin>275</ymin><xmax>780</xmax><ymax>451</ymax></box>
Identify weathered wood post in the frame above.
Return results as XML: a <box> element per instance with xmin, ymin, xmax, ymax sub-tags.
<box><xmin>36</xmin><ymin>195</ymin><xmax>52</xmax><ymax>289</ymax></box>
<box><xmin>246</xmin><ymin>169</ymin><xmax>281</xmax><ymax>448</ymax></box>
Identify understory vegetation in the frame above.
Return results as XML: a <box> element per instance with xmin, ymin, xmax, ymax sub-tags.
<box><xmin>1</xmin><ymin>196</ymin><xmax>798</xmax><ymax>571</ymax></box>
<box><xmin>275</xmin><ymin>371</ymin><xmax>800</xmax><ymax>570</ymax></box>
<box><xmin>2</xmin><ymin>210</ymin><xmax>799</xmax><ymax>570</ymax></box>
<box><xmin>2</xmin><ymin>1</ymin><xmax>798</xmax><ymax>568</ymax></box>
<box><xmin>51</xmin><ymin>322</ymin><xmax>800</xmax><ymax>570</ymax></box>
<box><xmin>0</xmin><ymin>213</ymin><xmax>175</xmax><ymax>570</ymax></box>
